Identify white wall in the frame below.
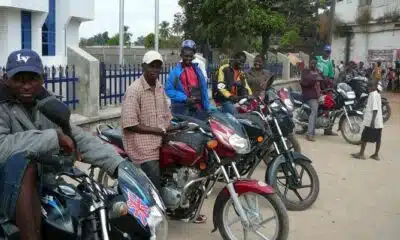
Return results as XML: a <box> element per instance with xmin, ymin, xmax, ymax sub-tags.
<box><xmin>69</xmin><ymin>0</ymin><xmax>94</xmax><ymax>21</ymax></box>
<box><xmin>335</xmin><ymin>0</ymin><xmax>359</xmax><ymax>23</ymax></box>
<box><xmin>332</xmin><ymin>22</ymin><xmax>400</xmax><ymax>63</ymax></box>
<box><xmin>0</xmin><ymin>0</ymin><xmax>48</xmax><ymax>12</ymax></box>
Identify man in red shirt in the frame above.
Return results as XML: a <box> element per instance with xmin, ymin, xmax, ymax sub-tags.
<box><xmin>165</xmin><ymin>40</ymin><xmax>210</xmax><ymax>120</ymax></box>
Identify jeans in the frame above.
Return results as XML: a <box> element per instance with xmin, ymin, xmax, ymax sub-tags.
<box><xmin>220</xmin><ymin>101</ymin><xmax>238</xmax><ymax>116</ymax></box>
<box><xmin>171</xmin><ymin>103</ymin><xmax>208</xmax><ymax>120</ymax></box>
<box><xmin>307</xmin><ymin>99</ymin><xmax>318</xmax><ymax>136</ymax></box>
<box><xmin>0</xmin><ymin>152</ymin><xmax>31</xmax><ymax>220</ymax></box>
<box><xmin>140</xmin><ymin>160</ymin><xmax>161</xmax><ymax>191</ymax></box>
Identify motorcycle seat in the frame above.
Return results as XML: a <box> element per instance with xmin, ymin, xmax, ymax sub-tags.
<box><xmin>172</xmin><ymin>114</ymin><xmax>211</xmax><ymax>132</ymax></box>
<box><xmin>102</xmin><ymin>128</ymin><xmax>124</xmax><ymax>149</ymax></box>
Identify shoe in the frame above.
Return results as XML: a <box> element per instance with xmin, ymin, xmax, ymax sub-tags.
<box><xmin>370</xmin><ymin>154</ymin><xmax>381</xmax><ymax>161</ymax></box>
<box><xmin>351</xmin><ymin>153</ymin><xmax>366</xmax><ymax>160</ymax></box>
<box><xmin>306</xmin><ymin>135</ymin><xmax>316</xmax><ymax>142</ymax></box>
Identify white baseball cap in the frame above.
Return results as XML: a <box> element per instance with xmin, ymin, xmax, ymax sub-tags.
<box><xmin>142</xmin><ymin>50</ymin><xmax>164</xmax><ymax>64</ymax></box>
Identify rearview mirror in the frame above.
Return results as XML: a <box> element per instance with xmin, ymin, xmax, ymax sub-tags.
<box><xmin>37</xmin><ymin>97</ymin><xmax>71</xmax><ymax>130</ymax></box>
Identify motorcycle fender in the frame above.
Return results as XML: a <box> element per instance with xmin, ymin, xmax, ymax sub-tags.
<box><xmin>338</xmin><ymin>110</ymin><xmax>363</xmax><ymax>130</ymax></box>
<box><xmin>211</xmin><ymin>179</ymin><xmax>275</xmax><ymax>233</ymax></box>
<box><xmin>267</xmin><ymin>152</ymin><xmax>312</xmax><ymax>184</ymax></box>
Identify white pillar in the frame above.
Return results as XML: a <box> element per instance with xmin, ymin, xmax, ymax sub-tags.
<box><xmin>154</xmin><ymin>0</ymin><xmax>159</xmax><ymax>51</ymax></box>
<box><xmin>119</xmin><ymin>0</ymin><xmax>124</xmax><ymax>65</ymax></box>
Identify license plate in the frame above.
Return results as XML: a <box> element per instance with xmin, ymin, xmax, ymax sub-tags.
<box><xmin>345</xmin><ymin>100</ymin><xmax>354</xmax><ymax>105</ymax></box>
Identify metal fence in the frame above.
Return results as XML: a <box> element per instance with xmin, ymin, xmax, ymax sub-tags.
<box><xmin>99</xmin><ymin>62</ymin><xmax>284</xmax><ymax>108</ymax></box>
<box><xmin>0</xmin><ymin>65</ymin><xmax>79</xmax><ymax>110</ymax></box>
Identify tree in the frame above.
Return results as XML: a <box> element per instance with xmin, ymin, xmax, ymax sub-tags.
<box><xmin>134</xmin><ymin>36</ymin><xmax>145</xmax><ymax>46</ymax></box>
<box><xmin>172</xmin><ymin>12</ymin><xmax>185</xmax><ymax>36</ymax></box>
<box><xmin>106</xmin><ymin>26</ymin><xmax>133</xmax><ymax>46</ymax></box>
<box><xmin>159</xmin><ymin>21</ymin><xmax>171</xmax><ymax>40</ymax></box>
<box><xmin>144</xmin><ymin>33</ymin><xmax>156</xmax><ymax>48</ymax></box>
<box><xmin>79</xmin><ymin>32</ymin><xmax>110</xmax><ymax>46</ymax></box>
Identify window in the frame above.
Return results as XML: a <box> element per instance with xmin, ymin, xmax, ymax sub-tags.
<box><xmin>42</xmin><ymin>0</ymin><xmax>56</xmax><ymax>56</ymax></box>
<box><xmin>21</xmin><ymin>11</ymin><xmax>32</xmax><ymax>49</ymax></box>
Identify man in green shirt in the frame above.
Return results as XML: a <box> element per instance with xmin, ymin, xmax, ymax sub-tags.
<box><xmin>316</xmin><ymin>45</ymin><xmax>334</xmax><ymax>89</ymax></box>
<box><xmin>315</xmin><ymin>44</ymin><xmax>337</xmax><ymax>136</ymax></box>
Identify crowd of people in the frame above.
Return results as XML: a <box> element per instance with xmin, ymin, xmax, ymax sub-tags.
<box><xmin>0</xmin><ymin>39</ymin><xmax>389</xmax><ymax>239</ymax></box>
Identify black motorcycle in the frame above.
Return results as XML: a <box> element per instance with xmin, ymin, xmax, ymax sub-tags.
<box><xmin>0</xmin><ymin>97</ymin><xmax>168</xmax><ymax>240</ymax></box>
<box><xmin>290</xmin><ymin>82</ymin><xmax>364</xmax><ymax>145</ymax></box>
<box><xmin>346</xmin><ymin>76</ymin><xmax>391</xmax><ymax>123</ymax></box>
<box><xmin>234</xmin><ymin>88</ymin><xmax>319</xmax><ymax>211</ymax></box>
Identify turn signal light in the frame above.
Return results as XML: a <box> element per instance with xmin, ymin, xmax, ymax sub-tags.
<box><xmin>257</xmin><ymin>136</ymin><xmax>264</xmax><ymax>143</ymax></box>
<box><xmin>199</xmin><ymin>162</ymin><xmax>207</xmax><ymax>170</ymax></box>
<box><xmin>207</xmin><ymin>140</ymin><xmax>218</xmax><ymax>149</ymax></box>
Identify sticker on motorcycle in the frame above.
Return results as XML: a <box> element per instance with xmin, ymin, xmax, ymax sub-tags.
<box><xmin>217</xmin><ymin>83</ymin><xmax>226</xmax><ymax>89</ymax></box>
<box><xmin>125</xmin><ymin>189</ymin><xmax>150</xmax><ymax>227</ymax></box>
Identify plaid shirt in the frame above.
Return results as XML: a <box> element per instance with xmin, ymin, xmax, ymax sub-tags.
<box><xmin>121</xmin><ymin>75</ymin><xmax>172</xmax><ymax>164</ymax></box>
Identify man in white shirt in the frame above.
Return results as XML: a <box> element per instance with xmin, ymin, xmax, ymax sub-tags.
<box><xmin>352</xmin><ymin>81</ymin><xmax>383</xmax><ymax>160</ymax></box>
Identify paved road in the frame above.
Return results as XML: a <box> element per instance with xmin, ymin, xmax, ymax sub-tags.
<box><xmin>166</xmin><ymin>92</ymin><xmax>400</xmax><ymax>240</ymax></box>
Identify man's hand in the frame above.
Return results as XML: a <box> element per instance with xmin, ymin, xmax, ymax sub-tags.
<box><xmin>370</xmin><ymin>120</ymin><xmax>375</xmax><ymax>128</ymax></box>
<box><xmin>229</xmin><ymin>95</ymin><xmax>239</xmax><ymax>102</ymax></box>
<box><xmin>57</xmin><ymin>130</ymin><xmax>75</xmax><ymax>153</ymax></box>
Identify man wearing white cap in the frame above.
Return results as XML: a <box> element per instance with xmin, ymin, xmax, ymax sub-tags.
<box><xmin>121</xmin><ymin>50</ymin><xmax>176</xmax><ymax>190</ymax></box>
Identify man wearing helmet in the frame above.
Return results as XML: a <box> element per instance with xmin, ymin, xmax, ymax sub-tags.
<box><xmin>165</xmin><ymin>40</ymin><xmax>210</xmax><ymax>120</ymax></box>
<box><xmin>315</xmin><ymin>45</ymin><xmax>338</xmax><ymax>136</ymax></box>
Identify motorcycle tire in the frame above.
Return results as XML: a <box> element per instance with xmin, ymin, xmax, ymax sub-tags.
<box><xmin>339</xmin><ymin>114</ymin><xmax>363</xmax><ymax>145</ymax></box>
<box><xmin>382</xmin><ymin>101</ymin><xmax>391</xmax><ymax>123</ymax></box>
<box><xmin>215</xmin><ymin>192</ymin><xmax>289</xmax><ymax>240</ymax></box>
<box><xmin>267</xmin><ymin>159</ymin><xmax>320</xmax><ymax>211</ymax></box>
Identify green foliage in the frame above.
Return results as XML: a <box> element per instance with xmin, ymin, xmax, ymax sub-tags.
<box><xmin>279</xmin><ymin>29</ymin><xmax>301</xmax><ymax>48</ymax></box>
<box><xmin>79</xmin><ymin>32</ymin><xmax>110</xmax><ymax>47</ymax></box>
<box><xmin>134</xmin><ymin>36</ymin><xmax>145</xmax><ymax>46</ymax></box>
<box><xmin>144</xmin><ymin>33</ymin><xmax>155</xmax><ymax>49</ymax></box>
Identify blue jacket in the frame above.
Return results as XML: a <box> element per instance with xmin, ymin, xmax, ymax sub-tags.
<box><xmin>165</xmin><ymin>63</ymin><xmax>210</xmax><ymax>110</ymax></box>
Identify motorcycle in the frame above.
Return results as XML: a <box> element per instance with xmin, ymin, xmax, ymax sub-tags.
<box><xmin>96</xmin><ymin>111</ymin><xmax>290</xmax><ymax>240</ymax></box>
<box><xmin>346</xmin><ymin>76</ymin><xmax>391</xmax><ymax>123</ymax></box>
<box><xmin>290</xmin><ymin>82</ymin><xmax>364</xmax><ymax>145</ymax></box>
<box><xmin>0</xmin><ymin>97</ymin><xmax>168</xmax><ymax>240</ymax></box>
<box><xmin>233</xmin><ymin>88</ymin><xmax>319</xmax><ymax>211</ymax></box>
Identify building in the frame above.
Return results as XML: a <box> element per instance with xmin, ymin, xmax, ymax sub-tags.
<box><xmin>0</xmin><ymin>0</ymin><xmax>94</xmax><ymax>66</ymax></box>
<box><xmin>332</xmin><ymin>0</ymin><xmax>400</xmax><ymax>66</ymax></box>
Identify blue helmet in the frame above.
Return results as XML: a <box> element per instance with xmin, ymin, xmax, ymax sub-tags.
<box><xmin>181</xmin><ymin>39</ymin><xmax>196</xmax><ymax>52</ymax></box>
<box><xmin>324</xmin><ymin>44</ymin><xmax>332</xmax><ymax>52</ymax></box>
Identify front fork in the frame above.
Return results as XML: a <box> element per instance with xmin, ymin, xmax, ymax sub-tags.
<box><xmin>342</xmin><ymin>106</ymin><xmax>354</xmax><ymax>130</ymax></box>
<box><xmin>212</xmin><ymin>150</ymin><xmax>251</xmax><ymax>228</ymax></box>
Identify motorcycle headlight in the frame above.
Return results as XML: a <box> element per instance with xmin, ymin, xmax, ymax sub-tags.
<box><xmin>229</xmin><ymin>134</ymin><xmax>251</xmax><ymax>154</ymax></box>
<box><xmin>148</xmin><ymin>206</ymin><xmax>168</xmax><ymax>240</ymax></box>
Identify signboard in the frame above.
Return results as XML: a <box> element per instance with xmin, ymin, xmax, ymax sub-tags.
<box><xmin>367</xmin><ymin>49</ymin><xmax>394</xmax><ymax>62</ymax></box>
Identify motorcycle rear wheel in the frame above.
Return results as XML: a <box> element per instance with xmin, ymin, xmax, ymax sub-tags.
<box><xmin>215</xmin><ymin>192</ymin><xmax>289</xmax><ymax>240</ymax></box>
<box><xmin>267</xmin><ymin>160</ymin><xmax>319</xmax><ymax>211</ymax></box>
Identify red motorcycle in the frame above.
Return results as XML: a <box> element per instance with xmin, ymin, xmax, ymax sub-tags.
<box><xmin>96</xmin><ymin>111</ymin><xmax>289</xmax><ymax>240</ymax></box>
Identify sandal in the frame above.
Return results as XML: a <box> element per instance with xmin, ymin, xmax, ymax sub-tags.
<box><xmin>193</xmin><ymin>214</ymin><xmax>207</xmax><ymax>224</ymax></box>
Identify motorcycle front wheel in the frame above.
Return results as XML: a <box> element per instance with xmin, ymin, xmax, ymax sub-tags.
<box><xmin>215</xmin><ymin>192</ymin><xmax>289</xmax><ymax>240</ymax></box>
<box><xmin>267</xmin><ymin>159</ymin><xmax>320</xmax><ymax>211</ymax></box>
<box><xmin>340</xmin><ymin>114</ymin><xmax>363</xmax><ymax>145</ymax></box>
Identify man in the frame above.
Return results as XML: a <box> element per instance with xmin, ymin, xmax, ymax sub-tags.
<box><xmin>351</xmin><ymin>81</ymin><xmax>383</xmax><ymax>160</ymax></box>
<box><xmin>246</xmin><ymin>55</ymin><xmax>274</xmax><ymax>97</ymax></box>
<box><xmin>316</xmin><ymin>45</ymin><xmax>335</xmax><ymax>89</ymax></box>
<box><xmin>300</xmin><ymin>59</ymin><xmax>323</xmax><ymax>142</ymax></box>
<box><xmin>372</xmin><ymin>61</ymin><xmax>383</xmax><ymax>82</ymax></box>
<box><xmin>0</xmin><ymin>49</ymin><xmax>124</xmax><ymax>240</ymax></box>
<box><xmin>165</xmin><ymin>40</ymin><xmax>210</xmax><ymax>120</ymax></box>
<box><xmin>213</xmin><ymin>51</ymin><xmax>253</xmax><ymax>115</ymax></box>
<box><xmin>357</xmin><ymin>61</ymin><xmax>367</xmax><ymax>77</ymax></box>
<box><xmin>121</xmin><ymin>50</ymin><xmax>207</xmax><ymax>223</ymax></box>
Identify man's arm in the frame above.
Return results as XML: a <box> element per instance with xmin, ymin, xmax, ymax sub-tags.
<box><xmin>71</xmin><ymin>125</ymin><xmax>124</xmax><ymax>176</ymax></box>
<box><xmin>0</xmin><ymin>110</ymin><xmax>60</xmax><ymax>160</ymax></box>
<box><xmin>370</xmin><ymin>92</ymin><xmax>380</xmax><ymax>128</ymax></box>
<box><xmin>165</xmin><ymin>67</ymin><xmax>188</xmax><ymax>103</ymax></box>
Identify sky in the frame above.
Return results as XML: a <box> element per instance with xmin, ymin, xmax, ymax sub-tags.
<box><xmin>79</xmin><ymin>0</ymin><xmax>182</xmax><ymax>41</ymax></box>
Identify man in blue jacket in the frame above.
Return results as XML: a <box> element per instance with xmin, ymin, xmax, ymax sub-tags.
<box><xmin>165</xmin><ymin>40</ymin><xmax>210</xmax><ymax>120</ymax></box>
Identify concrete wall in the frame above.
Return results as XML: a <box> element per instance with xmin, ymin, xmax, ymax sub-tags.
<box><xmin>331</xmin><ymin>22</ymin><xmax>400</xmax><ymax>63</ymax></box>
<box><xmin>67</xmin><ymin>46</ymin><xmax>100</xmax><ymax>117</ymax></box>
<box><xmin>336</xmin><ymin>0</ymin><xmax>400</xmax><ymax>23</ymax></box>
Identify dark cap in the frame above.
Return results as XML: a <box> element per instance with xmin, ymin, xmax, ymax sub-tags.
<box><xmin>6</xmin><ymin>49</ymin><xmax>44</xmax><ymax>78</ymax></box>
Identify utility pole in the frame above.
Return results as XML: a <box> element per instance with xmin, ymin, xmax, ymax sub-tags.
<box><xmin>154</xmin><ymin>0</ymin><xmax>160</xmax><ymax>51</ymax></box>
<box><xmin>328</xmin><ymin>0</ymin><xmax>336</xmax><ymax>44</ymax></box>
<box><xmin>119</xmin><ymin>0</ymin><xmax>124</xmax><ymax>65</ymax></box>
